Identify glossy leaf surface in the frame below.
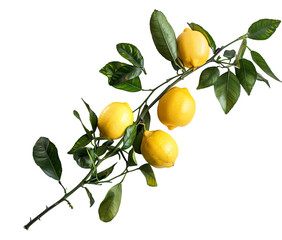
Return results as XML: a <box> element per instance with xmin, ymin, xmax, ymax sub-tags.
<box><xmin>122</xmin><ymin>124</ymin><xmax>137</xmax><ymax>150</ymax></box>
<box><xmin>139</xmin><ymin>164</ymin><xmax>157</xmax><ymax>187</ymax></box>
<box><xmin>127</xmin><ymin>148</ymin><xmax>137</xmax><ymax>166</ymax></box>
<box><xmin>197</xmin><ymin>67</ymin><xmax>219</xmax><ymax>89</ymax></box>
<box><xmin>116</xmin><ymin>43</ymin><xmax>144</xmax><ymax>69</ymax></box>
<box><xmin>67</xmin><ymin>134</ymin><xmax>92</xmax><ymax>154</ymax></box>
<box><xmin>81</xmin><ymin>98</ymin><xmax>98</xmax><ymax>132</ymax></box>
<box><xmin>248</xmin><ymin>19</ymin><xmax>281</xmax><ymax>40</ymax></box>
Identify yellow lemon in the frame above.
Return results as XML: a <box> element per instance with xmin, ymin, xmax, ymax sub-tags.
<box><xmin>177</xmin><ymin>28</ymin><xmax>209</xmax><ymax>69</ymax></box>
<box><xmin>98</xmin><ymin>102</ymin><xmax>133</xmax><ymax>140</ymax></box>
<box><xmin>157</xmin><ymin>87</ymin><xmax>196</xmax><ymax>130</ymax></box>
<box><xmin>141</xmin><ymin>130</ymin><xmax>178</xmax><ymax>168</ymax></box>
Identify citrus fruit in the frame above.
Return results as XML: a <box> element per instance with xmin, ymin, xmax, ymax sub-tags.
<box><xmin>157</xmin><ymin>87</ymin><xmax>196</xmax><ymax>130</ymax></box>
<box><xmin>98</xmin><ymin>102</ymin><xmax>133</xmax><ymax>140</ymax></box>
<box><xmin>177</xmin><ymin>28</ymin><xmax>209</xmax><ymax>69</ymax></box>
<box><xmin>141</xmin><ymin>130</ymin><xmax>178</xmax><ymax>168</ymax></box>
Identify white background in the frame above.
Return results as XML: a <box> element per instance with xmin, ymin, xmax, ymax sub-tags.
<box><xmin>1</xmin><ymin>0</ymin><xmax>282</xmax><ymax>239</ymax></box>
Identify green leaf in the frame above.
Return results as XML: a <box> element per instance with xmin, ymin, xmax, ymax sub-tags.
<box><xmin>140</xmin><ymin>105</ymin><xmax>151</xmax><ymax>130</ymax></box>
<box><xmin>81</xmin><ymin>99</ymin><xmax>98</xmax><ymax>133</ymax></box>
<box><xmin>257</xmin><ymin>73</ymin><xmax>270</xmax><ymax>88</ymax></box>
<box><xmin>223</xmin><ymin>49</ymin><xmax>236</xmax><ymax>59</ymax></box>
<box><xmin>235</xmin><ymin>38</ymin><xmax>247</xmax><ymax>67</ymax></box>
<box><xmin>73</xmin><ymin>110</ymin><xmax>92</xmax><ymax>138</ymax></box>
<box><xmin>89</xmin><ymin>163</ymin><xmax>117</xmax><ymax>183</ymax></box>
<box><xmin>112</xmin><ymin>77</ymin><xmax>142</xmax><ymax>92</ymax></box>
<box><xmin>96</xmin><ymin>145</ymin><xmax>107</xmax><ymax>156</ymax></box>
<box><xmin>33</xmin><ymin>137</ymin><xmax>62</xmax><ymax>181</ymax></box>
<box><xmin>171</xmin><ymin>58</ymin><xmax>184</xmax><ymax>71</ymax></box>
<box><xmin>116</xmin><ymin>43</ymin><xmax>145</xmax><ymax>70</ymax></box>
<box><xmin>139</xmin><ymin>164</ymin><xmax>157</xmax><ymax>187</ymax></box>
<box><xmin>102</xmin><ymin>139</ymin><xmax>114</xmax><ymax>146</ymax></box>
<box><xmin>150</xmin><ymin>10</ymin><xmax>177</xmax><ymax>61</ymax></box>
<box><xmin>188</xmin><ymin>22</ymin><xmax>216</xmax><ymax>53</ymax></box>
<box><xmin>214</xmin><ymin>71</ymin><xmax>241</xmax><ymax>114</ymax></box>
<box><xmin>235</xmin><ymin>59</ymin><xmax>257</xmax><ymax>95</ymax></box>
<box><xmin>122</xmin><ymin>124</ymin><xmax>137</xmax><ymax>150</ymax></box>
<box><xmin>133</xmin><ymin>128</ymin><xmax>144</xmax><ymax>154</ymax></box>
<box><xmin>250</xmin><ymin>50</ymin><xmax>280</xmax><ymax>82</ymax></box>
<box><xmin>197</xmin><ymin>67</ymin><xmax>220</xmax><ymax>89</ymax></box>
<box><xmin>84</xmin><ymin>187</ymin><xmax>95</xmax><ymax>207</ymax></box>
<box><xmin>73</xmin><ymin>147</ymin><xmax>92</xmax><ymax>168</ymax></box>
<box><xmin>127</xmin><ymin>148</ymin><xmax>137</xmax><ymax>167</ymax></box>
<box><xmin>98</xmin><ymin>183</ymin><xmax>122</xmax><ymax>222</ymax></box>
<box><xmin>248</xmin><ymin>19</ymin><xmax>281</xmax><ymax>40</ymax></box>
<box><xmin>67</xmin><ymin>134</ymin><xmax>92</xmax><ymax>154</ymax></box>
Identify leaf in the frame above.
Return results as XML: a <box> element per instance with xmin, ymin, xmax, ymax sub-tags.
<box><xmin>67</xmin><ymin>134</ymin><xmax>92</xmax><ymax>154</ymax></box>
<box><xmin>133</xmin><ymin>128</ymin><xmax>144</xmax><ymax>154</ymax></box>
<box><xmin>33</xmin><ymin>137</ymin><xmax>62</xmax><ymax>181</ymax></box>
<box><xmin>122</xmin><ymin>124</ymin><xmax>137</xmax><ymax>150</ymax></box>
<box><xmin>109</xmin><ymin>64</ymin><xmax>142</xmax><ymax>86</ymax></box>
<box><xmin>73</xmin><ymin>110</ymin><xmax>92</xmax><ymax>138</ymax></box>
<box><xmin>89</xmin><ymin>163</ymin><xmax>117</xmax><ymax>183</ymax></box>
<box><xmin>235</xmin><ymin>38</ymin><xmax>247</xmax><ymax>67</ymax></box>
<box><xmin>98</xmin><ymin>183</ymin><xmax>122</xmax><ymax>222</ymax></box>
<box><xmin>214</xmin><ymin>71</ymin><xmax>241</xmax><ymax>114</ymax></box>
<box><xmin>150</xmin><ymin>10</ymin><xmax>177</xmax><ymax>61</ymax></box>
<box><xmin>84</xmin><ymin>187</ymin><xmax>95</xmax><ymax>207</ymax></box>
<box><xmin>188</xmin><ymin>22</ymin><xmax>216</xmax><ymax>53</ymax></box>
<box><xmin>139</xmin><ymin>164</ymin><xmax>157</xmax><ymax>187</ymax></box>
<box><xmin>127</xmin><ymin>148</ymin><xmax>137</xmax><ymax>167</ymax></box>
<box><xmin>235</xmin><ymin>59</ymin><xmax>257</xmax><ymax>95</ymax></box>
<box><xmin>73</xmin><ymin>147</ymin><xmax>92</xmax><ymax>168</ymax></box>
<box><xmin>81</xmin><ymin>98</ymin><xmax>98</xmax><ymax>133</ymax></box>
<box><xmin>223</xmin><ymin>49</ymin><xmax>236</xmax><ymax>59</ymax></box>
<box><xmin>171</xmin><ymin>58</ymin><xmax>184</xmax><ymax>71</ymax></box>
<box><xmin>113</xmin><ymin>77</ymin><xmax>142</xmax><ymax>92</ymax></box>
<box><xmin>257</xmin><ymin>73</ymin><xmax>271</xmax><ymax>88</ymax></box>
<box><xmin>96</xmin><ymin>145</ymin><xmax>107</xmax><ymax>156</ymax></box>
<box><xmin>197</xmin><ymin>67</ymin><xmax>220</xmax><ymax>89</ymax></box>
<box><xmin>250</xmin><ymin>50</ymin><xmax>280</xmax><ymax>82</ymax></box>
<box><xmin>248</xmin><ymin>19</ymin><xmax>281</xmax><ymax>40</ymax></box>
<box><xmin>140</xmin><ymin>104</ymin><xmax>151</xmax><ymax>130</ymax></box>
<box><xmin>116</xmin><ymin>43</ymin><xmax>145</xmax><ymax>70</ymax></box>
<box><xmin>102</xmin><ymin>139</ymin><xmax>114</xmax><ymax>146</ymax></box>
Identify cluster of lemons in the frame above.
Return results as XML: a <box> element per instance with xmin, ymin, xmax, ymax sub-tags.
<box><xmin>98</xmin><ymin>28</ymin><xmax>209</xmax><ymax>168</ymax></box>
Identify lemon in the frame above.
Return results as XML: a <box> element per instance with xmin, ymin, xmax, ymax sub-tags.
<box><xmin>157</xmin><ymin>87</ymin><xmax>196</xmax><ymax>130</ymax></box>
<box><xmin>177</xmin><ymin>28</ymin><xmax>209</xmax><ymax>69</ymax></box>
<box><xmin>98</xmin><ymin>102</ymin><xmax>133</xmax><ymax>140</ymax></box>
<box><xmin>141</xmin><ymin>130</ymin><xmax>178</xmax><ymax>168</ymax></box>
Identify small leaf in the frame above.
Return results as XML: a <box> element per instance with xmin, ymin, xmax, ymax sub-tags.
<box><xmin>116</xmin><ymin>43</ymin><xmax>144</xmax><ymax>70</ymax></box>
<box><xmin>84</xmin><ymin>187</ymin><xmax>95</xmax><ymax>207</ymax></box>
<box><xmin>113</xmin><ymin>77</ymin><xmax>142</xmax><ymax>92</ymax></box>
<box><xmin>73</xmin><ymin>147</ymin><xmax>92</xmax><ymax>168</ymax></box>
<box><xmin>223</xmin><ymin>50</ymin><xmax>236</xmax><ymax>59</ymax></box>
<box><xmin>235</xmin><ymin>38</ymin><xmax>247</xmax><ymax>67</ymax></box>
<box><xmin>109</xmin><ymin>64</ymin><xmax>142</xmax><ymax>86</ymax></box>
<box><xmin>171</xmin><ymin>58</ymin><xmax>184</xmax><ymax>71</ymax></box>
<box><xmin>98</xmin><ymin>183</ymin><xmax>122</xmax><ymax>222</ymax></box>
<box><xmin>122</xmin><ymin>124</ymin><xmax>137</xmax><ymax>150</ymax></box>
<box><xmin>235</xmin><ymin>59</ymin><xmax>257</xmax><ymax>95</ymax></box>
<box><xmin>133</xmin><ymin>128</ymin><xmax>144</xmax><ymax>154</ymax></box>
<box><xmin>89</xmin><ymin>163</ymin><xmax>117</xmax><ymax>183</ymax></box>
<box><xmin>188</xmin><ymin>22</ymin><xmax>216</xmax><ymax>53</ymax></box>
<box><xmin>67</xmin><ymin>134</ymin><xmax>92</xmax><ymax>154</ymax></box>
<box><xmin>248</xmin><ymin>19</ymin><xmax>281</xmax><ymax>40</ymax></box>
<box><xmin>102</xmin><ymin>140</ymin><xmax>114</xmax><ymax>146</ymax></box>
<box><xmin>96</xmin><ymin>145</ymin><xmax>107</xmax><ymax>156</ymax></box>
<box><xmin>33</xmin><ymin>137</ymin><xmax>62</xmax><ymax>181</ymax></box>
<box><xmin>214</xmin><ymin>71</ymin><xmax>241</xmax><ymax>114</ymax></box>
<box><xmin>197</xmin><ymin>67</ymin><xmax>220</xmax><ymax>89</ymax></box>
<box><xmin>139</xmin><ymin>164</ymin><xmax>157</xmax><ymax>187</ymax></box>
<box><xmin>127</xmin><ymin>148</ymin><xmax>137</xmax><ymax>166</ymax></box>
<box><xmin>81</xmin><ymin>99</ymin><xmax>98</xmax><ymax>133</ymax></box>
<box><xmin>150</xmin><ymin>10</ymin><xmax>177</xmax><ymax>61</ymax></box>
<box><xmin>140</xmin><ymin>105</ymin><xmax>151</xmax><ymax>130</ymax></box>
<box><xmin>257</xmin><ymin>73</ymin><xmax>271</xmax><ymax>88</ymax></box>
<box><xmin>73</xmin><ymin>110</ymin><xmax>92</xmax><ymax>138</ymax></box>
<box><xmin>250</xmin><ymin>50</ymin><xmax>280</xmax><ymax>82</ymax></box>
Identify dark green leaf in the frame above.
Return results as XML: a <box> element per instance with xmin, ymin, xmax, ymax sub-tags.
<box><xmin>248</xmin><ymin>19</ymin><xmax>281</xmax><ymax>40</ymax></box>
<box><xmin>116</xmin><ymin>43</ymin><xmax>144</xmax><ymax>70</ymax></box>
<box><xmin>235</xmin><ymin>39</ymin><xmax>247</xmax><ymax>67</ymax></box>
<box><xmin>73</xmin><ymin>147</ymin><xmax>92</xmax><ymax>168</ymax></box>
<box><xmin>73</xmin><ymin>110</ymin><xmax>92</xmax><ymax>138</ymax></box>
<box><xmin>122</xmin><ymin>124</ymin><xmax>137</xmax><ymax>150</ymax></box>
<box><xmin>250</xmin><ymin>50</ymin><xmax>280</xmax><ymax>81</ymax></box>
<box><xmin>113</xmin><ymin>77</ymin><xmax>142</xmax><ymax>92</ymax></box>
<box><xmin>139</xmin><ymin>164</ymin><xmax>157</xmax><ymax>187</ymax></box>
<box><xmin>33</xmin><ymin>137</ymin><xmax>62</xmax><ymax>181</ymax></box>
<box><xmin>81</xmin><ymin>98</ymin><xmax>98</xmax><ymax>133</ymax></box>
<box><xmin>257</xmin><ymin>73</ymin><xmax>271</xmax><ymax>88</ymax></box>
<box><xmin>98</xmin><ymin>183</ymin><xmax>122</xmax><ymax>222</ymax></box>
<box><xmin>96</xmin><ymin>145</ymin><xmax>107</xmax><ymax>156</ymax></box>
<box><xmin>214</xmin><ymin>71</ymin><xmax>241</xmax><ymax>114</ymax></box>
<box><xmin>197</xmin><ymin>67</ymin><xmax>220</xmax><ymax>89</ymax></box>
<box><xmin>89</xmin><ymin>163</ymin><xmax>117</xmax><ymax>183</ymax></box>
<box><xmin>84</xmin><ymin>187</ymin><xmax>95</xmax><ymax>207</ymax></box>
<box><xmin>109</xmin><ymin>64</ymin><xmax>142</xmax><ymax>86</ymax></box>
<box><xmin>140</xmin><ymin>105</ymin><xmax>151</xmax><ymax>130</ymax></box>
<box><xmin>133</xmin><ymin>128</ymin><xmax>144</xmax><ymax>154</ymax></box>
<box><xmin>171</xmin><ymin>58</ymin><xmax>184</xmax><ymax>71</ymax></box>
<box><xmin>127</xmin><ymin>148</ymin><xmax>137</xmax><ymax>166</ymax></box>
<box><xmin>67</xmin><ymin>134</ymin><xmax>92</xmax><ymax>154</ymax></box>
<box><xmin>150</xmin><ymin>10</ymin><xmax>177</xmax><ymax>61</ymax></box>
<box><xmin>235</xmin><ymin>59</ymin><xmax>257</xmax><ymax>95</ymax></box>
<box><xmin>188</xmin><ymin>22</ymin><xmax>216</xmax><ymax>53</ymax></box>
<box><xmin>102</xmin><ymin>140</ymin><xmax>114</xmax><ymax>146</ymax></box>
<box><xmin>223</xmin><ymin>50</ymin><xmax>236</xmax><ymax>59</ymax></box>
